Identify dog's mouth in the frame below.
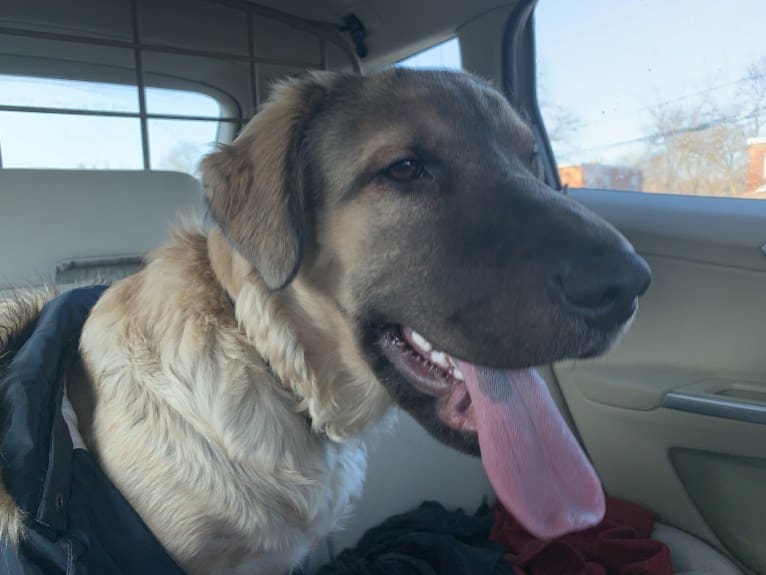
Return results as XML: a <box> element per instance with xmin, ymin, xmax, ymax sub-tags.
<box><xmin>380</xmin><ymin>326</ymin><xmax>476</xmax><ymax>430</ymax></box>
<box><xmin>378</xmin><ymin>324</ymin><xmax>606</xmax><ymax>539</ymax></box>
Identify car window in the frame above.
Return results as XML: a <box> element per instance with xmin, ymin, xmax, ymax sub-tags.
<box><xmin>0</xmin><ymin>74</ymin><xmax>222</xmax><ymax>174</ymax></box>
<box><xmin>398</xmin><ymin>37</ymin><xmax>462</xmax><ymax>70</ymax></box>
<box><xmin>535</xmin><ymin>0</ymin><xmax>766</xmax><ymax>199</ymax></box>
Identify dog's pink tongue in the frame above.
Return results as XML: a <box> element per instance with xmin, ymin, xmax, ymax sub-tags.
<box><xmin>454</xmin><ymin>362</ymin><xmax>605</xmax><ymax>539</ymax></box>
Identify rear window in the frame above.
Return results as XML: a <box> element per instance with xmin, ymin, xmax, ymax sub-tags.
<box><xmin>0</xmin><ymin>74</ymin><xmax>222</xmax><ymax>174</ymax></box>
<box><xmin>0</xmin><ymin>0</ymin><xmax>354</xmax><ymax>176</ymax></box>
<box><xmin>398</xmin><ymin>38</ymin><xmax>462</xmax><ymax>70</ymax></box>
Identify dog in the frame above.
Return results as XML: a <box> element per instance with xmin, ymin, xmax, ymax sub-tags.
<box><xmin>0</xmin><ymin>68</ymin><xmax>650</xmax><ymax>574</ymax></box>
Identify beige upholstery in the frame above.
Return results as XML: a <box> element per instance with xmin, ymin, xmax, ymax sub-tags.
<box><xmin>0</xmin><ymin>169</ymin><xmax>203</xmax><ymax>289</ymax></box>
<box><xmin>653</xmin><ymin>523</ymin><xmax>742</xmax><ymax>575</ymax></box>
<box><xmin>311</xmin><ymin>414</ymin><xmax>743</xmax><ymax>574</ymax></box>
<box><xmin>0</xmin><ymin>169</ymin><xmax>745</xmax><ymax>574</ymax></box>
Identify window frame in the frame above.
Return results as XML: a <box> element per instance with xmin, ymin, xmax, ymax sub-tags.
<box><xmin>502</xmin><ymin>0</ymin><xmax>562</xmax><ymax>191</ymax></box>
<box><xmin>0</xmin><ymin>0</ymin><xmax>359</xmax><ymax>170</ymax></box>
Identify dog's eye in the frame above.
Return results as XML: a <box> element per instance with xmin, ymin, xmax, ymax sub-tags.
<box><xmin>384</xmin><ymin>158</ymin><xmax>429</xmax><ymax>182</ymax></box>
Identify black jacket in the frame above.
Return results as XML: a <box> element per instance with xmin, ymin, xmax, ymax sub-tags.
<box><xmin>0</xmin><ymin>287</ymin><xmax>184</xmax><ymax>575</ymax></box>
<box><xmin>316</xmin><ymin>501</ymin><xmax>513</xmax><ymax>575</ymax></box>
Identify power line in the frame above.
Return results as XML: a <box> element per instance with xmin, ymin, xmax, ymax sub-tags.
<box><xmin>571</xmin><ymin>106</ymin><xmax>765</xmax><ymax>155</ymax></box>
<box><xmin>550</xmin><ymin>69</ymin><xmax>766</xmax><ymax>132</ymax></box>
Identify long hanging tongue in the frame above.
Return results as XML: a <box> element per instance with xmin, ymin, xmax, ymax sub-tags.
<box><xmin>454</xmin><ymin>361</ymin><xmax>605</xmax><ymax>539</ymax></box>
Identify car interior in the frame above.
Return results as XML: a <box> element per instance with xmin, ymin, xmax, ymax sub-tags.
<box><xmin>0</xmin><ymin>0</ymin><xmax>764</xmax><ymax>573</ymax></box>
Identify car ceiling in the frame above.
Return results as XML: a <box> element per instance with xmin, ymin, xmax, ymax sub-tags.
<box><xmin>247</xmin><ymin>0</ymin><xmax>519</xmax><ymax>67</ymax></box>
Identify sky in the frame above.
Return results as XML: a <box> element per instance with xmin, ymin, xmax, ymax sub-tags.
<box><xmin>1</xmin><ymin>1</ymin><xmax>764</xmax><ymax>173</ymax></box>
<box><xmin>0</xmin><ymin>76</ymin><xmax>220</xmax><ymax>171</ymax></box>
<box><xmin>398</xmin><ymin>37</ymin><xmax>462</xmax><ymax>71</ymax></box>
<box><xmin>0</xmin><ymin>41</ymin><xmax>459</xmax><ymax>174</ymax></box>
<box><xmin>534</xmin><ymin>0</ymin><xmax>766</xmax><ymax>165</ymax></box>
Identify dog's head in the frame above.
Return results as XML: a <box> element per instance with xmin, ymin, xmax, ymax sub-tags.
<box><xmin>202</xmin><ymin>69</ymin><xmax>650</xmax><ymax>538</ymax></box>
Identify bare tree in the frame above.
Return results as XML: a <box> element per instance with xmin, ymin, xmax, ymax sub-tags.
<box><xmin>537</xmin><ymin>66</ymin><xmax>581</xmax><ymax>153</ymax></box>
<box><xmin>544</xmin><ymin>104</ymin><xmax>580</xmax><ymax>149</ymax></box>
<box><xmin>740</xmin><ymin>56</ymin><xmax>766</xmax><ymax>138</ymax></box>
<box><xmin>640</xmin><ymin>99</ymin><xmax>748</xmax><ymax>196</ymax></box>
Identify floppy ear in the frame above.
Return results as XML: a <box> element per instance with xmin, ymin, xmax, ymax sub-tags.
<box><xmin>201</xmin><ymin>72</ymin><xmax>336</xmax><ymax>290</ymax></box>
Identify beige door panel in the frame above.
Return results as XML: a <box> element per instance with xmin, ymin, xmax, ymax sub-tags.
<box><xmin>552</xmin><ymin>189</ymin><xmax>766</xmax><ymax>573</ymax></box>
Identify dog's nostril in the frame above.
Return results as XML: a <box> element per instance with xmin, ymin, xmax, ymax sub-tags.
<box><xmin>560</xmin><ymin>275</ymin><xmax>626</xmax><ymax>311</ymax></box>
<box><xmin>597</xmin><ymin>286</ymin><xmax>623</xmax><ymax>308</ymax></box>
<box><xmin>557</xmin><ymin>250</ymin><xmax>651</xmax><ymax>322</ymax></box>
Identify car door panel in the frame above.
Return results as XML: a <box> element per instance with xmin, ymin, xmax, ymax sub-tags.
<box><xmin>552</xmin><ymin>189</ymin><xmax>766</xmax><ymax>573</ymax></box>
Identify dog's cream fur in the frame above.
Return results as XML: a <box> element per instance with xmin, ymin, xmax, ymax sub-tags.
<box><xmin>0</xmin><ymin>224</ymin><xmax>393</xmax><ymax>574</ymax></box>
<box><xmin>65</xmin><ymin>224</ymin><xmax>390</xmax><ymax>574</ymax></box>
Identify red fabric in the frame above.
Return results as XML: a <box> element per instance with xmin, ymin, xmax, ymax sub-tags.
<box><xmin>490</xmin><ymin>497</ymin><xmax>674</xmax><ymax>575</ymax></box>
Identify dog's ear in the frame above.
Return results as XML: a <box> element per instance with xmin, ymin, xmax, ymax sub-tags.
<box><xmin>201</xmin><ymin>72</ymin><xmax>336</xmax><ymax>290</ymax></box>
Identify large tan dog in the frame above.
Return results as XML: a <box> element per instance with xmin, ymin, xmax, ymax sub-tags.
<box><xmin>0</xmin><ymin>69</ymin><xmax>650</xmax><ymax>574</ymax></box>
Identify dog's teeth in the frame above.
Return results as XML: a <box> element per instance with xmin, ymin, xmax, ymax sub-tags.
<box><xmin>410</xmin><ymin>330</ymin><xmax>432</xmax><ymax>352</ymax></box>
<box><xmin>452</xmin><ymin>366</ymin><xmax>465</xmax><ymax>381</ymax></box>
<box><xmin>429</xmin><ymin>351</ymin><xmax>449</xmax><ymax>370</ymax></box>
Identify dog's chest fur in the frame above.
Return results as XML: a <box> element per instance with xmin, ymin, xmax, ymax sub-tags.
<box><xmin>76</xmin><ymin>228</ymin><xmax>385</xmax><ymax>574</ymax></box>
<box><xmin>189</xmin><ymin>441</ymin><xmax>367</xmax><ymax>575</ymax></box>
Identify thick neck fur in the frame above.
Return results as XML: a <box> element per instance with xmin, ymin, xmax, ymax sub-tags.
<box><xmin>76</xmin><ymin>222</ymin><xmax>390</xmax><ymax>573</ymax></box>
<box><xmin>207</xmin><ymin>226</ymin><xmax>391</xmax><ymax>441</ymax></box>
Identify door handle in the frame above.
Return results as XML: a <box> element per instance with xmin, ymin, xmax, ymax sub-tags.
<box><xmin>663</xmin><ymin>391</ymin><xmax>766</xmax><ymax>425</ymax></box>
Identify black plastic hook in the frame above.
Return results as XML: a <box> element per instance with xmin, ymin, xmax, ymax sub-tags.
<box><xmin>340</xmin><ymin>13</ymin><xmax>368</xmax><ymax>59</ymax></box>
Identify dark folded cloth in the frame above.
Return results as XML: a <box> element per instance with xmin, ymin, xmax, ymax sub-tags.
<box><xmin>491</xmin><ymin>497</ymin><xmax>674</xmax><ymax>575</ymax></box>
<box><xmin>316</xmin><ymin>501</ymin><xmax>514</xmax><ymax>575</ymax></box>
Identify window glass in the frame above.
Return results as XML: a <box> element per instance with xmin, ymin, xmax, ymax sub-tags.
<box><xmin>751</xmin><ymin>138</ymin><xmax>766</xmax><ymax>194</ymax></box>
<box><xmin>536</xmin><ymin>0</ymin><xmax>766</xmax><ymax>199</ymax></box>
<box><xmin>0</xmin><ymin>111</ymin><xmax>143</xmax><ymax>169</ymax></box>
<box><xmin>145</xmin><ymin>87</ymin><xmax>220</xmax><ymax>118</ymax></box>
<box><xmin>399</xmin><ymin>37</ymin><xmax>462</xmax><ymax>70</ymax></box>
<box><xmin>149</xmin><ymin>119</ymin><xmax>218</xmax><ymax>176</ymax></box>
<box><xmin>0</xmin><ymin>74</ymin><xmax>224</xmax><ymax>173</ymax></box>
<box><xmin>0</xmin><ymin>74</ymin><xmax>138</xmax><ymax>113</ymax></box>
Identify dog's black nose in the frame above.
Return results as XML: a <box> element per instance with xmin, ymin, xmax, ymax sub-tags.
<box><xmin>556</xmin><ymin>250</ymin><xmax>651</xmax><ymax>328</ymax></box>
